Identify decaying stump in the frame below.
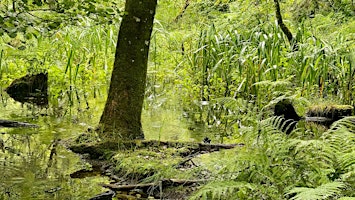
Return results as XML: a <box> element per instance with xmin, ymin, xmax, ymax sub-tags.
<box><xmin>274</xmin><ymin>99</ymin><xmax>301</xmax><ymax>121</ymax></box>
<box><xmin>5</xmin><ymin>73</ymin><xmax>48</xmax><ymax>106</ymax></box>
<box><xmin>274</xmin><ymin>99</ymin><xmax>301</xmax><ymax>134</ymax></box>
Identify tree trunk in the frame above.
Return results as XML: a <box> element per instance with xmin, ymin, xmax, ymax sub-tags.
<box><xmin>274</xmin><ymin>0</ymin><xmax>298</xmax><ymax>51</ymax></box>
<box><xmin>98</xmin><ymin>0</ymin><xmax>157</xmax><ymax>140</ymax></box>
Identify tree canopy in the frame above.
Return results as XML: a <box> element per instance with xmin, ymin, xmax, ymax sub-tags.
<box><xmin>0</xmin><ymin>0</ymin><xmax>122</xmax><ymax>38</ymax></box>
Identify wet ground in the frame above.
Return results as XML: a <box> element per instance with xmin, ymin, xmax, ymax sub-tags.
<box><xmin>0</xmin><ymin>92</ymin><xmax>206</xmax><ymax>199</ymax></box>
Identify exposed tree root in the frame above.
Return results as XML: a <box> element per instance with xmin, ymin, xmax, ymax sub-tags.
<box><xmin>70</xmin><ymin>139</ymin><xmax>242</xmax><ymax>199</ymax></box>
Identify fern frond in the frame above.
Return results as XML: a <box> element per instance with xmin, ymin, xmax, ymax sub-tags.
<box><xmin>189</xmin><ymin>181</ymin><xmax>256</xmax><ymax>200</ymax></box>
<box><xmin>213</xmin><ymin>97</ymin><xmax>245</xmax><ymax>110</ymax></box>
<box><xmin>288</xmin><ymin>138</ymin><xmax>335</xmax><ymax>171</ymax></box>
<box><xmin>340</xmin><ymin>151</ymin><xmax>355</xmax><ymax>170</ymax></box>
<box><xmin>286</xmin><ymin>182</ymin><xmax>346</xmax><ymax>200</ymax></box>
<box><xmin>261</xmin><ymin>116</ymin><xmax>297</xmax><ymax>135</ymax></box>
<box><xmin>330</xmin><ymin>116</ymin><xmax>355</xmax><ymax>132</ymax></box>
<box><xmin>289</xmin><ymin>139</ymin><xmax>326</xmax><ymax>154</ymax></box>
<box><xmin>323</xmin><ymin>127</ymin><xmax>355</xmax><ymax>154</ymax></box>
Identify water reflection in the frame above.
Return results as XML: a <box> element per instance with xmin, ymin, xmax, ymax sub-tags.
<box><xmin>0</xmin><ymin>100</ymin><xmax>109</xmax><ymax>199</ymax></box>
<box><xmin>0</xmin><ymin>91</ymin><xmax>213</xmax><ymax>199</ymax></box>
<box><xmin>0</xmin><ymin>131</ymin><xmax>109</xmax><ymax>199</ymax></box>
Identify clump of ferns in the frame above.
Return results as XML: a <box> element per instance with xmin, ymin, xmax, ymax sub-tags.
<box><xmin>284</xmin><ymin>116</ymin><xmax>355</xmax><ymax>199</ymax></box>
<box><xmin>190</xmin><ymin>116</ymin><xmax>355</xmax><ymax>199</ymax></box>
<box><xmin>191</xmin><ymin>117</ymin><xmax>299</xmax><ymax>199</ymax></box>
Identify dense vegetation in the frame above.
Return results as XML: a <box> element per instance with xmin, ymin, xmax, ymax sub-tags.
<box><xmin>2</xmin><ymin>0</ymin><xmax>355</xmax><ymax>199</ymax></box>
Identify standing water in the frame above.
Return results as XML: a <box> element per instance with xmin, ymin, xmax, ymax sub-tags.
<box><xmin>0</xmin><ymin>90</ymin><xmax>203</xmax><ymax>199</ymax></box>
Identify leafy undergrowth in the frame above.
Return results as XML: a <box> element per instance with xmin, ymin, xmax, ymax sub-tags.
<box><xmin>188</xmin><ymin>117</ymin><xmax>355</xmax><ymax>200</ymax></box>
<box><xmin>67</xmin><ymin>115</ymin><xmax>355</xmax><ymax>199</ymax></box>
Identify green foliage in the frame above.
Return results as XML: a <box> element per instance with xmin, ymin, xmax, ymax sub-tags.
<box><xmin>175</xmin><ymin>0</ymin><xmax>355</xmax><ymax>133</ymax></box>
<box><xmin>2</xmin><ymin>0</ymin><xmax>355</xmax><ymax>198</ymax></box>
<box><xmin>190</xmin><ymin>116</ymin><xmax>355</xmax><ymax>199</ymax></box>
<box><xmin>0</xmin><ymin>0</ymin><xmax>121</xmax><ymax>38</ymax></box>
<box><xmin>111</xmin><ymin>147</ymin><xmax>198</xmax><ymax>182</ymax></box>
<box><xmin>189</xmin><ymin>181</ymin><xmax>256</xmax><ymax>200</ymax></box>
<box><xmin>286</xmin><ymin>182</ymin><xmax>346</xmax><ymax>200</ymax></box>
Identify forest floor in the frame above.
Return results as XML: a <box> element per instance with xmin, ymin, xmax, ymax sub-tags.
<box><xmin>67</xmin><ymin>133</ymin><xmax>242</xmax><ymax>199</ymax></box>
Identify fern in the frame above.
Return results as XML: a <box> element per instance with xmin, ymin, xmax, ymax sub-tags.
<box><xmin>261</xmin><ymin>116</ymin><xmax>297</xmax><ymax>135</ymax></box>
<box><xmin>191</xmin><ymin>115</ymin><xmax>355</xmax><ymax>199</ymax></box>
<box><xmin>189</xmin><ymin>181</ymin><xmax>256</xmax><ymax>200</ymax></box>
<box><xmin>330</xmin><ymin>116</ymin><xmax>355</xmax><ymax>132</ymax></box>
<box><xmin>286</xmin><ymin>182</ymin><xmax>346</xmax><ymax>200</ymax></box>
<box><xmin>322</xmin><ymin>118</ymin><xmax>355</xmax><ymax>179</ymax></box>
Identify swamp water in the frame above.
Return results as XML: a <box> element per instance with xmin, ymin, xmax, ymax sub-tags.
<box><xmin>0</xmin><ymin>92</ymin><xmax>209</xmax><ymax>199</ymax></box>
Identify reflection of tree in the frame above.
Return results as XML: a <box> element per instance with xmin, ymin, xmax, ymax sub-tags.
<box><xmin>0</xmin><ymin>132</ymin><xmax>52</xmax><ymax>198</ymax></box>
<box><xmin>46</xmin><ymin>139</ymin><xmax>59</xmax><ymax>173</ymax></box>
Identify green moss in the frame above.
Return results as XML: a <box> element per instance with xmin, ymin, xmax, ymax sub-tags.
<box><xmin>307</xmin><ymin>104</ymin><xmax>353</xmax><ymax>119</ymax></box>
<box><xmin>111</xmin><ymin>147</ymin><xmax>195</xmax><ymax>181</ymax></box>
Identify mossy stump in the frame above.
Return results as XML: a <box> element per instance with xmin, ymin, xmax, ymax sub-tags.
<box><xmin>306</xmin><ymin>104</ymin><xmax>353</xmax><ymax>126</ymax></box>
<box><xmin>274</xmin><ymin>99</ymin><xmax>302</xmax><ymax>134</ymax></box>
<box><xmin>5</xmin><ymin>73</ymin><xmax>48</xmax><ymax>106</ymax></box>
<box><xmin>274</xmin><ymin>99</ymin><xmax>354</xmax><ymax>132</ymax></box>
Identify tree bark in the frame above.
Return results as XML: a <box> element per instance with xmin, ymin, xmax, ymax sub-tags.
<box><xmin>98</xmin><ymin>0</ymin><xmax>157</xmax><ymax>140</ymax></box>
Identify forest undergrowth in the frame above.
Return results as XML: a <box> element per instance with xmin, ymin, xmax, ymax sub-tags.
<box><xmin>1</xmin><ymin>0</ymin><xmax>355</xmax><ymax>199</ymax></box>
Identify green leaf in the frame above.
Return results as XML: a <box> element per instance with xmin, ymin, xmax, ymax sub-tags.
<box><xmin>8</xmin><ymin>32</ymin><xmax>17</xmax><ymax>38</ymax></box>
<box><xmin>48</xmin><ymin>22</ymin><xmax>61</xmax><ymax>30</ymax></box>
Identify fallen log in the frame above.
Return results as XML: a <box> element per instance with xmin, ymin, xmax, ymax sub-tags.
<box><xmin>0</xmin><ymin>119</ymin><xmax>38</xmax><ymax>128</ymax></box>
<box><xmin>101</xmin><ymin>179</ymin><xmax>209</xmax><ymax>192</ymax></box>
<box><xmin>69</xmin><ymin>140</ymin><xmax>243</xmax><ymax>159</ymax></box>
<box><xmin>306</xmin><ymin>104</ymin><xmax>353</xmax><ymax>126</ymax></box>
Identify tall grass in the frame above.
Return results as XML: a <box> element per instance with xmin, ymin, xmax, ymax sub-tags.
<box><xmin>0</xmin><ymin>22</ymin><xmax>118</xmax><ymax>120</ymax></box>
<box><xmin>179</xmin><ymin>17</ymin><xmax>355</xmax><ymax>131</ymax></box>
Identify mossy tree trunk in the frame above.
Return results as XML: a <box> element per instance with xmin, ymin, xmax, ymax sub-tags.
<box><xmin>98</xmin><ymin>0</ymin><xmax>157</xmax><ymax>140</ymax></box>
